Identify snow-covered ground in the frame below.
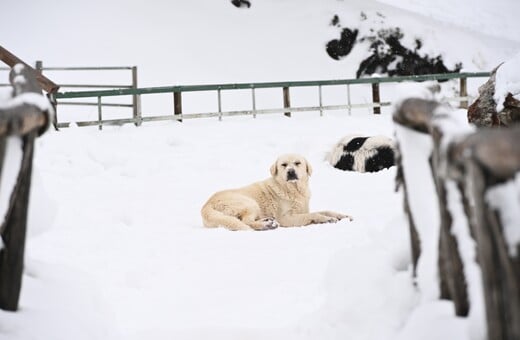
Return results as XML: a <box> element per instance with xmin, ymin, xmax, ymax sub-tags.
<box><xmin>0</xmin><ymin>0</ymin><xmax>519</xmax><ymax>339</ymax></box>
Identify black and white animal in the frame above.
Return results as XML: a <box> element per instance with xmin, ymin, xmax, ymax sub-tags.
<box><xmin>326</xmin><ymin>134</ymin><xmax>396</xmax><ymax>172</ymax></box>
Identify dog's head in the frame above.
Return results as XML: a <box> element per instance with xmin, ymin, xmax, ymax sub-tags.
<box><xmin>270</xmin><ymin>154</ymin><xmax>312</xmax><ymax>184</ymax></box>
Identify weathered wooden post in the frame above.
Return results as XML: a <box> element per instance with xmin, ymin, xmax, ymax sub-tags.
<box><xmin>0</xmin><ymin>64</ymin><xmax>53</xmax><ymax>311</ymax></box>
<box><xmin>452</xmin><ymin>127</ymin><xmax>520</xmax><ymax>340</ymax></box>
<box><xmin>131</xmin><ymin>66</ymin><xmax>141</xmax><ymax>126</ymax></box>
<box><xmin>371</xmin><ymin>82</ymin><xmax>381</xmax><ymax>114</ymax></box>
<box><xmin>460</xmin><ymin>77</ymin><xmax>468</xmax><ymax>109</ymax></box>
<box><xmin>283</xmin><ymin>86</ymin><xmax>291</xmax><ymax>117</ymax></box>
<box><xmin>174</xmin><ymin>91</ymin><xmax>182</xmax><ymax>122</ymax></box>
<box><xmin>393</xmin><ymin>98</ymin><xmax>469</xmax><ymax>315</ymax></box>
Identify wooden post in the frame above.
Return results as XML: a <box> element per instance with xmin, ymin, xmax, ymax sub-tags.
<box><xmin>97</xmin><ymin>96</ymin><xmax>103</xmax><ymax>130</ymax></box>
<box><xmin>460</xmin><ymin>77</ymin><xmax>468</xmax><ymax>109</ymax></box>
<box><xmin>217</xmin><ymin>88</ymin><xmax>222</xmax><ymax>121</ymax></box>
<box><xmin>283</xmin><ymin>87</ymin><xmax>291</xmax><ymax>117</ymax></box>
<box><xmin>251</xmin><ymin>87</ymin><xmax>257</xmax><ymax>119</ymax></box>
<box><xmin>174</xmin><ymin>92</ymin><xmax>182</xmax><ymax>122</ymax></box>
<box><xmin>318</xmin><ymin>85</ymin><xmax>323</xmax><ymax>117</ymax></box>
<box><xmin>372</xmin><ymin>83</ymin><xmax>381</xmax><ymax>114</ymax></box>
<box><xmin>131</xmin><ymin>66</ymin><xmax>141</xmax><ymax>126</ymax></box>
<box><xmin>0</xmin><ymin>133</ymin><xmax>35</xmax><ymax>311</ymax></box>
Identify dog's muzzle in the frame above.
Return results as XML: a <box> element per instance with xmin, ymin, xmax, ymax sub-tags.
<box><xmin>286</xmin><ymin>168</ymin><xmax>298</xmax><ymax>181</ymax></box>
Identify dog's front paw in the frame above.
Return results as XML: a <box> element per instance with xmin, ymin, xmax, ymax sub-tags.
<box><xmin>256</xmin><ymin>217</ymin><xmax>279</xmax><ymax>231</ymax></box>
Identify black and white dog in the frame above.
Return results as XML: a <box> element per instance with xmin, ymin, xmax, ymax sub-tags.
<box><xmin>326</xmin><ymin>134</ymin><xmax>396</xmax><ymax>172</ymax></box>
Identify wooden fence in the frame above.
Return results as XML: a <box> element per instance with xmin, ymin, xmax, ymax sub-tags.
<box><xmin>0</xmin><ymin>63</ymin><xmax>53</xmax><ymax>311</ymax></box>
<box><xmin>393</xmin><ymin>98</ymin><xmax>520</xmax><ymax>340</ymax></box>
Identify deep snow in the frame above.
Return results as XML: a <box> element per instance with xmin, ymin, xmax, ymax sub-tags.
<box><xmin>0</xmin><ymin>0</ymin><xmax>519</xmax><ymax>339</ymax></box>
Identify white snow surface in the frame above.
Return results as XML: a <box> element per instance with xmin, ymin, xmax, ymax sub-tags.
<box><xmin>0</xmin><ymin>0</ymin><xmax>519</xmax><ymax>339</ymax></box>
<box><xmin>486</xmin><ymin>173</ymin><xmax>520</xmax><ymax>257</ymax></box>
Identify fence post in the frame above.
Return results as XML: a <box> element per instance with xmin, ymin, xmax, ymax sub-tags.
<box><xmin>347</xmin><ymin>84</ymin><xmax>352</xmax><ymax>115</ymax></box>
<box><xmin>132</xmin><ymin>66</ymin><xmax>141</xmax><ymax>126</ymax></box>
<box><xmin>283</xmin><ymin>87</ymin><xmax>291</xmax><ymax>117</ymax></box>
<box><xmin>459</xmin><ymin>77</ymin><xmax>468</xmax><ymax>109</ymax></box>
<box><xmin>372</xmin><ymin>82</ymin><xmax>381</xmax><ymax>114</ymax></box>
<box><xmin>217</xmin><ymin>88</ymin><xmax>222</xmax><ymax>121</ymax></box>
<box><xmin>174</xmin><ymin>91</ymin><xmax>182</xmax><ymax>122</ymax></box>
<box><xmin>34</xmin><ymin>61</ymin><xmax>58</xmax><ymax>129</ymax></box>
<box><xmin>0</xmin><ymin>64</ymin><xmax>52</xmax><ymax>311</ymax></box>
<box><xmin>318</xmin><ymin>85</ymin><xmax>323</xmax><ymax>116</ymax></box>
<box><xmin>97</xmin><ymin>96</ymin><xmax>103</xmax><ymax>130</ymax></box>
<box><xmin>251</xmin><ymin>87</ymin><xmax>257</xmax><ymax>119</ymax></box>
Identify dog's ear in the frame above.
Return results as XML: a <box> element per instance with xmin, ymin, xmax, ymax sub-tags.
<box><xmin>270</xmin><ymin>161</ymin><xmax>278</xmax><ymax>177</ymax></box>
<box><xmin>305</xmin><ymin>159</ymin><xmax>313</xmax><ymax>176</ymax></box>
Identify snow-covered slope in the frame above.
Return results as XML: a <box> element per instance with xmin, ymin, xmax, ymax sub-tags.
<box><xmin>0</xmin><ymin>1</ymin><xmax>518</xmax><ymax>340</ymax></box>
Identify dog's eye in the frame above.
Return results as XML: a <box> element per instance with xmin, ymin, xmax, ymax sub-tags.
<box><xmin>294</xmin><ymin>161</ymin><xmax>301</xmax><ymax>166</ymax></box>
<box><xmin>281</xmin><ymin>163</ymin><xmax>288</xmax><ymax>167</ymax></box>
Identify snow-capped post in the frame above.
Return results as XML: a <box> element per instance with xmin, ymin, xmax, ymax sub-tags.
<box><xmin>0</xmin><ymin>63</ymin><xmax>53</xmax><ymax>311</ymax></box>
<box><xmin>447</xmin><ymin>126</ymin><xmax>520</xmax><ymax>340</ymax></box>
<box><xmin>394</xmin><ymin>97</ymin><xmax>520</xmax><ymax>340</ymax></box>
<box><xmin>393</xmin><ymin>98</ymin><xmax>470</xmax><ymax>316</ymax></box>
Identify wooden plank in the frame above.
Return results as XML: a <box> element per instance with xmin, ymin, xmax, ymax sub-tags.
<box><xmin>0</xmin><ymin>133</ymin><xmax>36</xmax><ymax>311</ymax></box>
<box><xmin>0</xmin><ymin>46</ymin><xmax>59</xmax><ymax>93</ymax></box>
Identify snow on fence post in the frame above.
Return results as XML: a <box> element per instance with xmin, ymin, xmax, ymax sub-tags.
<box><xmin>448</xmin><ymin>126</ymin><xmax>520</xmax><ymax>340</ymax></box>
<box><xmin>0</xmin><ymin>63</ymin><xmax>53</xmax><ymax>311</ymax></box>
<box><xmin>393</xmin><ymin>98</ymin><xmax>470</xmax><ymax>309</ymax></box>
<box><xmin>393</xmin><ymin>97</ymin><xmax>520</xmax><ymax>340</ymax></box>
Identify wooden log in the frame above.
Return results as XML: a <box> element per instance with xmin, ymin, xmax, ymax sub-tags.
<box><xmin>0</xmin><ymin>55</ymin><xmax>52</xmax><ymax>311</ymax></box>
<box><xmin>452</xmin><ymin>126</ymin><xmax>520</xmax><ymax>340</ymax></box>
<box><xmin>0</xmin><ymin>45</ymin><xmax>59</xmax><ymax>93</ymax></box>
<box><xmin>465</xmin><ymin>161</ymin><xmax>507</xmax><ymax>340</ymax></box>
<box><xmin>0</xmin><ymin>132</ymin><xmax>36</xmax><ymax>311</ymax></box>
<box><xmin>432</xmin><ymin>127</ymin><xmax>469</xmax><ymax>316</ymax></box>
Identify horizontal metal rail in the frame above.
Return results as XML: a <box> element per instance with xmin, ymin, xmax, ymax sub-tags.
<box><xmin>51</xmin><ymin>71</ymin><xmax>490</xmax><ymax>129</ymax></box>
<box><xmin>56</xmin><ymin>101</ymin><xmax>393</xmax><ymax>128</ymax></box>
<box><xmin>55</xmin><ymin>72</ymin><xmax>490</xmax><ymax>99</ymax></box>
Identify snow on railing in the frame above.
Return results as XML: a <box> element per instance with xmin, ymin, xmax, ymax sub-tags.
<box><xmin>0</xmin><ymin>63</ymin><xmax>53</xmax><ymax>312</ymax></box>
<box><xmin>393</xmin><ymin>98</ymin><xmax>520</xmax><ymax>340</ymax></box>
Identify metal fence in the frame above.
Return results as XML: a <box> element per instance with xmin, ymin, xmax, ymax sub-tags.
<box><xmin>52</xmin><ymin>72</ymin><xmax>490</xmax><ymax>129</ymax></box>
<box><xmin>0</xmin><ymin>62</ymin><xmax>492</xmax><ymax>130</ymax></box>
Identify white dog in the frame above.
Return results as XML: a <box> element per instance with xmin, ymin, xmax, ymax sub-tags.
<box><xmin>201</xmin><ymin>153</ymin><xmax>352</xmax><ymax>231</ymax></box>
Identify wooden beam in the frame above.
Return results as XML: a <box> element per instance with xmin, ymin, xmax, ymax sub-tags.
<box><xmin>0</xmin><ymin>45</ymin><xmax>59</xmax><ymax>93</ymax></box>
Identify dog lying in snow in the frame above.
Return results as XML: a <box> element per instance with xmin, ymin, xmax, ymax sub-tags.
<box><xmin>326</xmin><ymin>134</ymin><xmax>396</xmax><ymax>172</ymax></box>
<box><xmin>201</xmin><ymin>153</ymin><xmax>352</xmax><ymax>231</ymax></box>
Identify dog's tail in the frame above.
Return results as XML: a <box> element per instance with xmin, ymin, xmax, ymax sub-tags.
<box><xmin>201</xmin><ymin>204</ymin><xmax>251</xmax><ymax>231</ymax></box>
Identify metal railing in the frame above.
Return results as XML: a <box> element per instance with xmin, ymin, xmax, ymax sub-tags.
<box><xmin>52</xmin><ymin>71</ymin><xmax>490</xmax><ymax>129</ymax></box>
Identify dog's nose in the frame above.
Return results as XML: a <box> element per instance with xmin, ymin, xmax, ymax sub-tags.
<box><xmin>287</xmin><ymin>168</ymin><xmax>298</xmax><ymax>180</ymax></box>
